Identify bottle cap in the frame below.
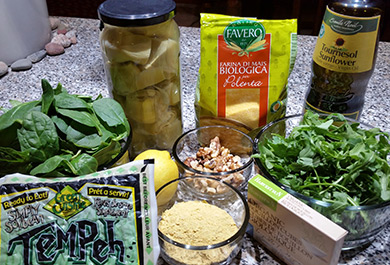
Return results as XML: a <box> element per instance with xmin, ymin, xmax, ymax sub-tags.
<box><xmin>98</xmin><ymin>0</ymin><xmax>176</xmax><ymax>27</ymax></box>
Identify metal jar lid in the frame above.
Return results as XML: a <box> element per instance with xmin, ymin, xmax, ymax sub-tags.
<box><xmin>98</xmin><ymin>0</ymin><xmax>176</xmax><ymax>27</ymax></box>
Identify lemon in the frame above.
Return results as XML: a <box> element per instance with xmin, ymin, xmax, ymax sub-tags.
<box><xmin>134</xmin><ymin>150</ymin><xmax>178</xmax><ymax>205</ymax></box>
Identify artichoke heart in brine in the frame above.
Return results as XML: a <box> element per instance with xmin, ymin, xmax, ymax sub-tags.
<box><xmin>99</xmin><ymin>11</ymin><xmax>182</xmax><ymax>158</ymax></box>
<box><xmin>102</xmin><ymin>28</ymin><xmax>152</xmax><ymax>64</ymax></box>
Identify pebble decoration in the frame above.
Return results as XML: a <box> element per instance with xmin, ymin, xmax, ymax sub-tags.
<box><xmin>0</xmin><ymin>17</ymin><xmax>77</xmax><ymax>76</ymax></box>
<box><xmin>45</xmin><ymin>42</ymin><xmax>65</xmax><ymax>56</ymax></box>
<box><xmin>0</xmin><ymin>61</ymin><xmax>8</xmax><ymax>77</ymax></box>
<box><xmin>27</xmin><ymin>50</ymin><xmax>47</xmax><ymax>63</ymax></box>
<box><xmin>51</xmin><ymin>34</ymin><xmax>72</xmax><ymax>48</ymax></box>
<box><xmin>10</xmin><ymin>59</ymin><xmax>32</xmax><ymax>71</ymax></box>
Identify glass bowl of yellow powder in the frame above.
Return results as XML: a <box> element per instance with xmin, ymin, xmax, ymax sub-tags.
<box><xmin>156</xmin><ymin>176</ymin><xmax>249</xmax><ymax>265</ymax></box>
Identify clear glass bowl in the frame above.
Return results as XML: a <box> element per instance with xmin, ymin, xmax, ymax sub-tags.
<box><xmin>253</xmin><ymin>114</ymin><xmax>390</xmax><ymax>250</ymax></box>
<box><xmin>156</xmin><ymin>176</ymin><xmax>249</xmax><ymax>265</ymax></box>
<box><xmin>172</xmin><ymin>125</ymin><xmax>254</xmax><ymax>192</ymax></box>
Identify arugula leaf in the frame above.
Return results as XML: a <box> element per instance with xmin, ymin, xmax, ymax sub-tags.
<box><xmin>254</xmin><ymin>111</ymin><xmax>390</xmax><ymax>209</ymax></box>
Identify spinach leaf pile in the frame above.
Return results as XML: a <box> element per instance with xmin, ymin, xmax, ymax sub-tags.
<box><xmin>0</xmin><ymin>79</ymin><xmax>130</xmax><ymax>177</ymax></box>
<box><xmin>254</xmin><ymin>111</ymin><xmax>390</xmax><ymax>209</ymax></box>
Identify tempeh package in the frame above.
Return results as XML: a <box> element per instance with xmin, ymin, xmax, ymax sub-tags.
<box><xmin>0</xmin><ymin>160</ymin><xmax>159</xmax><ymax>265</ymax></box>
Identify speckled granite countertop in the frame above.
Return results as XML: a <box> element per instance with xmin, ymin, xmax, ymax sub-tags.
<box><xmin>0</xmin><ymin>17</ymin><xmax>389</xmax><ymax>265</ymax></box>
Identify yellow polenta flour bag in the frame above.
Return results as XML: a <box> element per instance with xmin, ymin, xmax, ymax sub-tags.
<box><xmin>196</xmin><ymin>13</ymin><xmax>297</xmax><ymax>132</ymax></box>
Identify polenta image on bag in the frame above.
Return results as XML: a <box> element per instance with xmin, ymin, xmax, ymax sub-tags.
<box><xmin>195</xmin><ymin>13</ymin><xmax>297</xmax><ymax>133</ymax></box>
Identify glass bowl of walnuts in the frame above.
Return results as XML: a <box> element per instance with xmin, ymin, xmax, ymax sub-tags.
<box><xmin>172</xmin><ymin>125</ymin><xmax>254</xmax><ymax>193</ymax></box>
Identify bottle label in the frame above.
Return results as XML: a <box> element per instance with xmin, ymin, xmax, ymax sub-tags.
<box><xmin>313</xmin><ymin>6</ymin><xmax>380</xmax><ymax>73</ymax></box>
<box><xmin>305</xmin><ymin>100</ymin><xmax>359</xmax><ymax>120</ymax></box>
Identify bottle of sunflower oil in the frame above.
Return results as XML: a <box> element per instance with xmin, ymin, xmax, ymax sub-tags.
<box><xmin>304</xmin><ymin>0</ymin><xmax>384</xmax><ymax>120</ymax></box>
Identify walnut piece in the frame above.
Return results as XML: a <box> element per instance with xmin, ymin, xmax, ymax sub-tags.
<box><xmin>183</xmin><ymin>136</ymin><xmax>245</xmax><ymax>193</ymax></box>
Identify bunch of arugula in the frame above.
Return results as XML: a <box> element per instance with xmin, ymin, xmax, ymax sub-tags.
<box><xmin>254</xmin><ymin>111</ymin><xmax>390</xmax><ymax>210</ymax></box>
<box><xmin>0</xmin><ymin>79</ymin><xmax>130</xmax><ymax>177</ymax></box>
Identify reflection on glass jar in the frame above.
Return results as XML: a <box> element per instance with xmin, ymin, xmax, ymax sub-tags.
<box><xmin>98</xmin><ymin>0</ymin><xmax>182</xmax><ymax>158</ymax></box>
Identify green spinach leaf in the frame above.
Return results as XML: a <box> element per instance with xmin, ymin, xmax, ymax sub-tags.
<box><xmin>17</xmin><ymin>111</ymin><xmax>59</xmax><ymax>162</ymax></box>
<box><xmin>30</xmin><ymin>155</ymin><xmax>67</xmax><ymax>175</ymax></box>
<box><xmin>0</xmin><ymin>101</ymin><xmax>39</xmax><ymax>131</ymax></box>
<box><xmin>54</xmin><ymin>93</ymin><xmax>91</xmax><ymax>110</ymax></box>
<box><xmin>41</xmin><ymin>79</ymin><xmax>54</xmax><ymax>114</ymax></box>
<box><xmin>70</xmin><ymin>153</ymin><xmax>98</xmax><ymax>175</ymax></box>
<box><xmin>93</xmin><ymin>98</ymin><xmax>130</xmax><ymax>131</ymax></box>
<box><xmin>0</xmin><ymin>79</ymin><xmax>130</xmax><ymax>177</ymax></box>
<box><xmin>0</xmin><ymin>147</ymin><xmax>31</xmax><ymax>174</ymax></box>
<box><xmin>56</xmin><ymin>108</ymin><xmax>99</xmax><ymax>128</ymax></box>
<box><xmin>65</xmin><ymin>122</ymin><xmax>102</xmax><ymax>149</ymax></box>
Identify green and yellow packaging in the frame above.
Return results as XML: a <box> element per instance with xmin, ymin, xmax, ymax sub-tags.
<box><xmin>247</xmin><ymin>175</ymin><xmax>347</xmax><ymax>265</ymax></box>
<box><xmin>196</xmin><ymin>13</ymin><xmax>297</xmax><ymax>132</ymax></box>
<box><xmin>0</xmin><ymin>160</ymin><xmax>159</xmax><ymax>265</ymax></box>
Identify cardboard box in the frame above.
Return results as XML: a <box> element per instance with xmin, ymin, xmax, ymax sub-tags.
<box><xmin>247</xmin><ymin>175</ymin><xmax>348</xmax><ymax>265</ymax></box>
